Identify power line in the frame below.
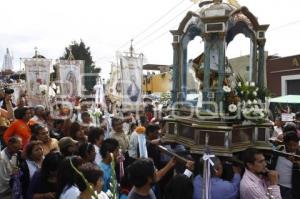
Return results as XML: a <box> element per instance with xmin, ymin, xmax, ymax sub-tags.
<box><xmin>116</xmin><ymin>0</ymin><xmax>189</xmax><ymax>50</ymax></box>
<box><xmin>138</xmin><ymin>30</ymin><xmax>170</xmax><ymax>50</ymax></box>
<box><xmin>269</xmin><ymin>19</ymin><xmax>300</xmax><ymax>32</ymax></box>
<box><xmin>133</xmin><ymin>0</ymin><xmax>187</xmax><ymax>39</ymax></box>
<box><xmin>135</xmin><ymin>3</ymin><xmax>195</xmax><ymax>48</ymax></box>
<box><xmin>139</xmin><ymin>19</ymin><xmax>300</xmax><ymax>51</ymax></box>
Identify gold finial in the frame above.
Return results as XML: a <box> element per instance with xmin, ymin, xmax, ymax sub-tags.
<box><xmin>227</xmin><ymin>0</ymin><xmax>241</xmax><ymax>8</ymax></box>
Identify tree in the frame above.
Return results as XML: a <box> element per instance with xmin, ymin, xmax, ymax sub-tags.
<box><xmin>60</xmin><ymin>40</ymin><xmax>98</xmax><ymax>93</ymax></box>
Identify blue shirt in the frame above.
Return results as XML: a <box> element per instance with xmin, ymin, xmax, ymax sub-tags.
<box><xmin>99</xmin><ymin>162</ymin><xmax>111</xmax><ymax>192</ymax></box>
<box><xmin>193</xmin><ymin>174</ymin><xmax>241</xmax><ymax>199</ymax></box>
<box><xmin>120</xmin><ymin>194</ymin><xmax>128</xmax><ymax>199</ymax></box>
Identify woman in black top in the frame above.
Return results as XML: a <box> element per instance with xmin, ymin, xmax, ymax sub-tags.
<box><xmin>27</xmin><ymin>152</ymin><xmax>63</xmax><ymax>199</ymax></box>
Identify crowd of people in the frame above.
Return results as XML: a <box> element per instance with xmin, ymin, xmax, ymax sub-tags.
<box><xmin>0</xmin><ymin>87</ymin><xmax>300</xmax><ymax>199</ymax></box>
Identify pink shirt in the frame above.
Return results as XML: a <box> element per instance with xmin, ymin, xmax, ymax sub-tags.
<box><xmin>240</xmin><ymin>169</ymin><xmax>282</xmax><ymax>199</ymax></box>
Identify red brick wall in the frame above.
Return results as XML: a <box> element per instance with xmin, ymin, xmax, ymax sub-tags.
<box><xmin>266</xmin><ymin>55</ymin><xmax>300</xmax><ymax>96</ymax></box>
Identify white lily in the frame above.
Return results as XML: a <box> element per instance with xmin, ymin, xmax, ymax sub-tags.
<box><xmin>223</xmin><ymin>86</ymin><xmax>231</xmax><ymax>93</ymax></box>
<box><xmin>247</xmin><ymin>100</ymin><xmax>252</xmax><ymax>105</ymax></box>
<box><xmin>228</xmin><ymin>104</ymin><xmax>237</xmax><ymax>113</ymax></box>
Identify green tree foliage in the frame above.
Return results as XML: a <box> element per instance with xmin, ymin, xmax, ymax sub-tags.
<box><xmin>61</xmin><ymin>40</ymin><xmax>98</xmax><ymax>93</ymax></box>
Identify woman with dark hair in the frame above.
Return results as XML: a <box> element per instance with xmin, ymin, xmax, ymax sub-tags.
<box><xmin>164</xmin><ymin>174</ymin><xmax>193</xmax><ymax>199</ymax></box>
<box><xmin>20</xmin><ymin>140</ymin><xmax>44</xmax><ymax>199</ymax></box>
<box><xmin>3</xmin><ymin>106</ymin><xmax>32</xmax><ymax>148</ymax></box>
<box><xmin>57</xmin><ymin>156</ymin><xmax>83</xmax><ymax>199</ymax></box>
<box><xmin>30</xmin><ymin>124</ymin><xmax>59</xmax><ymax>156</ymax></box>
<box><xmin>78</xmin><ymin>142</ymin><xmax>96</xmax><ymax>163</ymax></box>
<box><xmin>76</xmin><ymin>162</ymin><xmax>109</xmax><ymax>199</ymax></box>
<box><xmin>88</xmin><ymin>127</ymin><xmax>105</xmax><ymax>165</ymax></box>
<box><xmin>69</xmin><ymin>122</ymin><xmax>87</xmax><ymax>144</ymax></box>
<box><xmin>27</xmin><ymin>152</ymin><xmax>63</xmax><ymax>199</ymax></box>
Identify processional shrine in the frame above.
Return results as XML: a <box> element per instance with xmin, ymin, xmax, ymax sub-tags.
<box><xmin>164</xmin><ymin>0</ymin><xmax>272</xmax><ymax>156</ymax></box>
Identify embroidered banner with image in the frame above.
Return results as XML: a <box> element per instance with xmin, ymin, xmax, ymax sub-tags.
<box><xmin>57</xmin><ymin>60</ymin><xmax>84</xmax><ymax>97</ymax></box>
<box><xmin>24</xmin><ymin>58</ymin><xmax>51</xmax><ymax>106</ymax></box>
<box><xmin>119</xmin><ymin>53</ymin><xmax>143</xmax><ymax>110</ymax></box>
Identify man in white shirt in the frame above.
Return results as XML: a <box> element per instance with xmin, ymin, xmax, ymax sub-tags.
<box><xmin>270</xmin><ymin>131</ymin><xmax>300</xmax><ymax>199</ymax></box>
<box><xmin>0</xmin><ymin>136</ymin><xmax>22</xmax><ymax>199</ymax></box>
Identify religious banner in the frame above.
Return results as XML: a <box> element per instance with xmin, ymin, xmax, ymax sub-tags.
<box><xmin>108</xmin><ymin>63</ymin><xmax>122</xmax><ymax>102</ymax></box>
<box><xmin>120</xmin><ymin>53</ymin><xmax>143</xmax><ymax>111</ymax></box>
<box><xmin>10</xmin><ymin>82</ymin><xmax>26</xmax><ymax>105</ymax></box>
<box><xmin>57</xmin><ymin>60</ymin><xmax>84</xmax><ymax>97</ymax></box>
<box><xmin>24</xmin><ymin>58</ymin><xmax>51</xmax><ymax>106</ymax></box>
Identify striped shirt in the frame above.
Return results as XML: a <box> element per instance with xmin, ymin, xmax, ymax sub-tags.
<box><xmin>240</xmin><ymin>169</ymin><xmax>282</xmax><ymax>199</ymax></box>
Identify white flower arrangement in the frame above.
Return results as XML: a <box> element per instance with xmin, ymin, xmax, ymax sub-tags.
<box><xmin>228</xmin><ymin>104</ymin><xmax>237</xmax><ymax>113</ymax></box>
<box><xmin>92</xmin><ymin>108</ymin><xmax>102</xmax><ymax>118</ymax></box>
<box><xmin>222</xmin><ymin>74</ymin><xmax>271</xmax><ymax>124</ymax></box>
<box><xmin>160</xmin><ymin>92</ymin><xmax>171</xmax><ymax>106</ymax></box>
<box><xmin>242</xmin><ymin>103</ymin><xmax>267</xmax><ymax>123</ymax></box>
<box><xmin>38</xmin><ymin>84</ymin><xmax>48</xmax><ymax>95</ymax></box>
<box><xmin>223</xmin><ymin>85</ymin><xmax>231</xmax><ymax>93</ymax></box>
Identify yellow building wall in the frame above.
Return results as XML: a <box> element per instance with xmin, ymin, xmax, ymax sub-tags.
<box><xmin>143</xmin><ymin>72</ymin><xmax>172</xmax><ymax>93</ymax></box>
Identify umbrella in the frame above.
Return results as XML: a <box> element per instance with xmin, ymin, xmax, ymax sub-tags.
<box><xmin>269</xmin><ymin>95</ymin><xmax>300</xmax><ymax>104</ymax></box>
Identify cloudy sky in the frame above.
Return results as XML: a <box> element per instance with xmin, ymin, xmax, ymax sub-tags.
<box><xmin>0</xmin><ymin>0</ymin><xmax>299</xmax><ymax>78</ymax></box>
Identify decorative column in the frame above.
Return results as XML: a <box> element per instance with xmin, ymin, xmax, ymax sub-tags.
<box><xmin>202</xmin><ymin>35</ymin><xmax>211</xmax><ymax>110</ymax></box>
<box><xmin>250</xmin><ymin>38</ymin><xmax>257</xmax><ymax>82</ymax></box>
<box><xmin>216</xmin><ymin>33</ymin><xmax>226</xmax><ymax>105</ymax></box>
<box><xmin>171</xmin><ymin>35</ymin><xmax>181</xmax><ymax>104</ymax></box>
<box><xmin>257</xmin><ymin>39</ymin><xmax>266</xmax><ymax>88</ymax></box>
<box><xmin>181</xmin><ymin>47</ymin><xmax>188</xmax><ymax>101</ymax></box>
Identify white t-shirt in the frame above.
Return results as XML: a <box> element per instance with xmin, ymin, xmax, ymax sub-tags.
<box><xmin>273</xmin><ymin>126</ymin><xmax>283</xmax><ymax>138</ymax></box>
<box><xmin>26</xmin><ymin>160</ymin><xmax>41</xmax><ymax>179</ymax></box>
<box><xmin>94</xmin><ymin>144</ymin><xmax>102</xmax><ymax>165</ymax></box>
<box><xmin>59</xmin><ymin>185</ymin><xmax>80</xmax><ymax>199</ymax></box>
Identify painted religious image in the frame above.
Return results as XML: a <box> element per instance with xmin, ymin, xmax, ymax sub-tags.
<box><xmin>57</xmin><ymin>61</ymin><xmax>83</xmax><ymax>97</ymax></box>
<box><xmin>120</xmin><ymin>54</ymin><xmax>143</xmax><ymax>108</ymax></box>
<box><xmin>127</xmin><ymin>75</ymin><xmax>140</xmax><ymax>102</ymax></box>
<box><xmin>24</xmin><ymin>59</ymin><xmax>51</xmax><ymax>106</ymax></box>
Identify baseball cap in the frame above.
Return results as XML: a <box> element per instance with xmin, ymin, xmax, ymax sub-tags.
<box><xmin>4</xmin><ymin>88</ymin><xmax>14</xmax><ymax>94</ymax></box>
<box><xmin>58</xmin><ymin>137</ymin><xmax>78</xmax><ymax>151</ymax></box>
